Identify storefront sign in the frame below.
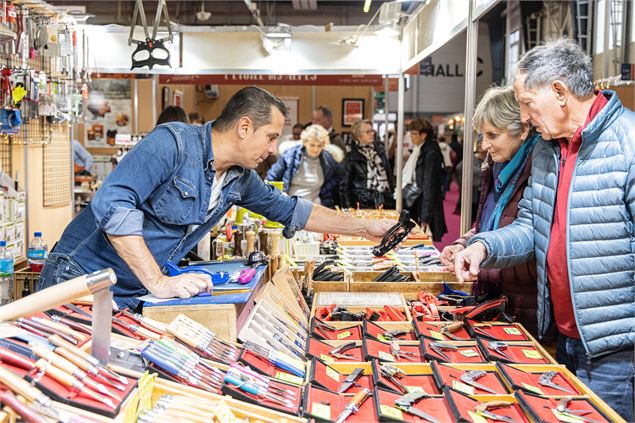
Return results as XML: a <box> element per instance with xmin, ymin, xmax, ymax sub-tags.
<box><xmin>158</xmin><ymin>74</ymin><xmax>384</xmax><ymax>86</ymax></box>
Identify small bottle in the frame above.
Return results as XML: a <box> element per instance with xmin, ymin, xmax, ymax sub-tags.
<box><xmin>27</xmin><ymin>232</ymin><xmax>48</xmax><ymax>272</ymax></box>
<box><xmin>0</xmin><ymin>241</ymin><xmax>14</xmax><ymax>305</ymax></box>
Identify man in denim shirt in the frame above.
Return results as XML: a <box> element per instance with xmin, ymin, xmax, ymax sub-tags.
<box><xmin>38</xmin><ymin>87</ymin><xmax>394</xmax><ymax>310</ymax></box>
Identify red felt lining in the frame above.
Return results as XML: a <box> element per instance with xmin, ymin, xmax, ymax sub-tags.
<box><xmin>496</xmin><ymin>363</ymin><xmax>582</xmax><ymax>396</ymax></box>
<box><xmin>420</xmin><ymin>339</ymin><xmax>487</xmax><ymax>363</ymax></box>
<box><xmin>306</xmin><ymin>339</ymin><xmax>364</xmax><ymax>362</ymax></box>
<box><xmin>431</xmin><ymin>362</ymin><xmax>509</xmax><ymax>395</ymax></box>
<box><xmin>445</xmin><ymin>386</ymin><xmax>530</xmax><ymax>422</ymax></box>
<box><xmin>303</xmin><ymin>385</ymin><xmax>377</xmax><ymax>422</ymax></box>
<box><xmin>364</xmin><ymin>321</ymin><xmax>416</xmax><ymax>341</ymax></box>
<box><xmin>239</xmin><ymin>349</ymin><xmax>296</xmax><ymax>381</ymax></box>
<box><xmin>477</xmin><ymin>338</ymin><xmax>549</xmax><ymax>364</ymax></box>
<box><xmin>515</xmin><ymin>390</ymin><xmax>611</xmax><ymax>423</ymax></box>
<box><xmin>413</xmin><ymin>320</ymin><xmax>472</xmax><ymax>341</ymax></box>
<box><xmin>466</xmin><ymin>321</ymin><xmax>530</xmax><ymax>341</ymax></box>
<box><xmin>222</xmin><ymin>378</ymin><xmax>302</xmax><ymax>416</ymax></box>
<box><xmin>309</xmin><ymin>359</ymin><xmax>370</xmax><ymax>393</ymax></box>
<box><xmin>375</xmin><ymin>387</ymin><xmax>454</xmax><ymax>422</ymax></box>
<box><xmin>364</xmin><ymin>339</ymin><xmax>425</xmax><ymax>363</ymax></box>
<box><xmin>371</xmin><ymin>360</ymin><xmax>440</xmax><ymax>395</ymax></box>
<box><xmin>311</xmin><ymin>319</ymin><xmax>363</xmax><ymax>341</ymax></box>
<box><xmin>1</xmin><ymin>362</ymin><xmax>135</xmax><ymax>418</ymax></box>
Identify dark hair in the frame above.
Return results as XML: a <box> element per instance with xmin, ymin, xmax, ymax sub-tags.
<box><xmin>188</xmin><ymin>112</ymin><xmax>205</xmax><ymax>124</ymax></box>
<box><xmin>315</xmin><ymin>105</ymin><xmax>333</xmax><ymax>121</ymax></box>
<box><xmin>292</xmin><ymin>123</ymin><xmax>304</xmax><ymax>131</ymax></box>
<box><xmin>408</xmin><ymin>118</ymin><xmax>435</xmax><ymax>141</ymax></box>
<box><xmin>214</xmin><ymin>86</ymin><xmax>287</xmax><ymax>132</ymax></box>
<box><xmin>157</xmin><ymin>106</ymin><xmax>188</xmax><ymax>125</ymax></box>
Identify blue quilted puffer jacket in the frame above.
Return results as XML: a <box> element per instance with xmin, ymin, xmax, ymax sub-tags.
<box><xmin>266</xmin><ymin>144</ymin><xmax>341</xmax><ymax>208</ymax></box>
<box><xmin>470</xmin><ymin>91</ymin><xmax>635</xmax><ymax>359</ymax></box>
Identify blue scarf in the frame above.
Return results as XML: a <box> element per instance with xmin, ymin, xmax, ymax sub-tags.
<box><xmin>483</xmin><ymin>134</ymin><xmax>539</xmax><ymax>231</ymax></box>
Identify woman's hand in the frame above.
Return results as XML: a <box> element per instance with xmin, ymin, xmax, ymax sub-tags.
<box><xmin>439</xmin><ymin>244</ymin><xmax>465</xmax><ymax>271</ymax></box>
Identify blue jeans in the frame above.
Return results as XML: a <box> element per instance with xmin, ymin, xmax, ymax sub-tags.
<box><xmin>557</xmin><ymin>335</ymin><xmax>634</xmax><ymax>421</ymax></box>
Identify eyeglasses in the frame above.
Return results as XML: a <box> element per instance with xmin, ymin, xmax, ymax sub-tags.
<box><xmin>364</xmin><ymin>129</ymin><xmax>376</xmax><ymax>134</ymax></box>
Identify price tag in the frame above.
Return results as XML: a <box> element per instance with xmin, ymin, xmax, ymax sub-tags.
<box><xmin>380</xmin><ymin>405</ymin><xmax>404</xmax><ymax>420</ymax></box>
<box><xmin>406</xmin><ymin>386</ymin><xmax>425</xmax><ymax>393</ymax></box>
<box><xmin>312</xmin><ymin>403</ymin><xmax>331</xmax><ymax>420</ymax></box>
<box><xmin>337</xmin><ymin>331</ymin><xmax>352</xmax><ymax>340</ymax></box>
<box><xmin>503</xmin><ymin>327</ymin><xmax>522</xmax><ymax>336</ymax></box>
<box><xmin>521</xmin><ymin>382</ymin><xmax>545</xmax><ymax>395</ymax></box>
<box><xmin>214</xmin><ymin>400</ymin><xmax>238</xmax><ymax>423</ymax></box>
<box><xmin>320</xmin><ymin>354</ymin><xmax>335</xmax><ymax>364</ymax></box>
<box><xmin>326</xmin><ymin>366</ymin><xmax>340</xmax><ymax>382</ymax></box>
<box><xmin>378</xmin><ymin>351</ymin><xmax>395</xmax><ymax>362</ymax></box>
<box><xmin>522</xmin><ymin>349</ymin><xmax>543</xmax><ymax>360</ymax></box>
<box><xmin>429</xmin><ymin>330</ymin><xmax>445</xmax><ymax>341</ymax></box>
<box><xmin>460</xmin><ymin>349</ymin><xmax>480</xmax><ymax>358</ymax></box>
<box><xmin>275</xmin><ymin>371</ymin><xmax>304</xmax><ymax>386</ymax></box>
<box><xmin>551</xmin><ymin>408</ymin><xmax>588</xmax><ymax>423</ymax></box>
<box><xmin>452</xmin><ymin>380</ymin><xmax>476</xmax><ymax>395</ymax></box>
<box><xmin>468</xmin><ymin>411</ymin><xmax>489</xmax><ymax>423</ymax></box>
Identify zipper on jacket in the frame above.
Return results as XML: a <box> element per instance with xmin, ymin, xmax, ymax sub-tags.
<box><xmin>540</xmin><ymin>144</ymin><xmax>560</xmax><ymax>338</ymax></box>
<box><xmin>564</xmin><ymin>134</ymin><xmax>594</xmax><ymax>359</ymax></box>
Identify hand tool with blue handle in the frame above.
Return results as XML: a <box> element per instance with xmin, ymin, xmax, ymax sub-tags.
<box><xmin>165</xmin><ymin>262</ymin><xmax>230</xmax><ymax>285</ymax></box>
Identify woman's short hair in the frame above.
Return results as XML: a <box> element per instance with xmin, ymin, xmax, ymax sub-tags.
<box><xmin>301</xmin><ymin>124</ymin><xmax>329</xmax><ymax>145</ymax></box>
<box><xmin>351</xmin><ymin>119</ymin><xmax>372</xmax><ymax>141</ymax></box>
<box><xmin>156</xmin><ymin>106</ymin><xmax>188</xmax><ymax>125</ymax></box>
<box><xmin>408</xmin><ymin>118</ymin><xmax>435</xmax><ymax>141</ymax></box>
<box><xmin>472</xmin><ymin>85</ymin><xmax>522</xmax><ymax>136</ymax></box>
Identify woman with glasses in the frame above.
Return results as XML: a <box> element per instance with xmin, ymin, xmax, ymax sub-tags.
<box><xmin>439</xmin><ymin>85</ymin><xmax>541</xmax><ymax>337</ymax></box>
<box><xmin>339</xmin><ymin>119</ymin><xmax>394</xmax><ymax>209</ymax></box>
<box><xmin>401</xmin><ymin>118</ymin><xmax>447</xmax><ymax>241</ymax></box>
<box><xmin>266</xmin><ymin>124</ymin><xmax>340</xmax><ymax>207</ymax></box>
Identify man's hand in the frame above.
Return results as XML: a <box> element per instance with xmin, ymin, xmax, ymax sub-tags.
<box><xmin>363</xmin><ymin>219</ymin><xmax>398</xmax><ymax>243</ymax></box>
<box><xmin>148</xmin><ymin>273</ymin><xmax>213</xmax><ymax>299</ymax></box>
<box><xmin>454</xmin><ymin>242</ymin><xmax>487</xmax><ymax>282</ymax></box>
<box><xmin>439</xmin><ymin>244</ymin><xmax>464</xmax><ymax>271</ymax></box>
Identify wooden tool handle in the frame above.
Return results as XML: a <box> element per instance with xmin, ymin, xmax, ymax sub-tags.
<box><xmin>270</xmin><ymin>231</ymin><xmax>281</xmax><ymax>256</ymax></box>
<box><xmin>48</xmin><ymin>334</ymin><xmax>95</xmax><ymax>364</ymax></box>
<box><xmin>0</xmin><ymin>268</ymin><xmax>116</xmax><ymax>322</ymax></box>
<box><xmin>31</xmin><ymin>344</ymin><xmax>79</xmax><ymax>376</ymax></box>
<box><xmin>55</xmin><ymin>347</ymin><xmax>93</xmax><ymax>373</ymax></box>
<box><xmin>34</xmin><ymin>359</ymin><xmax>79</xmax><ymax>390</ymax></box>
<box><xmin>0</xmin><ymin>366</ymin><xmax>44</xmax><ymax>403</ymax></box>
<box><xmin>31</xmin><ymin>317</ymin><xmax>86</xmax><ymax>342</ymax></box>
<box><xmin>246</xmin><ymin>231</ymin><xmax>255</xmax><ymax>255</ymax></box>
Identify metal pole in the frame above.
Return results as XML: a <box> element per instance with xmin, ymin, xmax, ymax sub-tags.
<box><xmin>152</xmin><ymin>75</ymin><xmax>158</xmax><ymax>125</ymax></box>
<box><xmin>395</xmin><ymin>73</ymin><xmax>405</xmax><ymax>210</ymax></box>
<box><xmin>460</xmin><ymin>0</ymin><xmax>478</xmax><ymax>235</ymax></box>
<box><xmin>603</xmin><ymin>0</ymin><xmax>610</xmax><ymax>78</ymax></box>
<box><xmin>133</xmin><ymin>79</ymin><xmax>139</xmax><ymax>134</ymax></box>
<box><xmin>384</xmin><ymin>75</ymin><xmax>390</xmax><ymax>148</ymax></box>
<box><xmin>311</xmin><ymin>86</ymin><xmax>316</xmax><ymax>113</ymax></box>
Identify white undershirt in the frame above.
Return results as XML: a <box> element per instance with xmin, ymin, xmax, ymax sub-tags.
<box><xmin>187</xmin><ymin>171</ymin><xmax>227</xmax><ymax>234</ymax></box>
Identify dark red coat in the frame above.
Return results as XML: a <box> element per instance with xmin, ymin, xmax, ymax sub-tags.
<box><xmin>455</xmin><ymin>155</ymin><xmax>539</xmax><ymax>337</ymax></box>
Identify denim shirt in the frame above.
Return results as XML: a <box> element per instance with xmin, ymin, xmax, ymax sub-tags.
<box><xmin>51</xmin><ymin>121</ymin><xmax>313</xmax><ymax>309</ymax></box>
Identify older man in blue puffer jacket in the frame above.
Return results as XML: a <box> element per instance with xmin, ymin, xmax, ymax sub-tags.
<box><xmin>454</xmin><ymin>39</ymin><xmax>635</xmax><ymax>420</ymax></box>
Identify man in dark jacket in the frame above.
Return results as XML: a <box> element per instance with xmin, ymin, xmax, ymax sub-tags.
<box><xmin>312</xmin><ymin>105</ymin><xmax>346</xmax><ymax>154</ymax></box>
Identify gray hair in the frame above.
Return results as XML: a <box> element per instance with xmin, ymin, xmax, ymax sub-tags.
<box><xmin>473</xmin><ymin>85</ymin><xmax>522</xmax><ymax>136</ymax></box>
<box><xmin>301</xmin><ymin>124</ymin><xmax>330</xmax><ymax>145</ymax></box>
<box><xmin>515</xmin><ymin>38</ymin><xmax>594</xmax><ymax>99</ymax></box>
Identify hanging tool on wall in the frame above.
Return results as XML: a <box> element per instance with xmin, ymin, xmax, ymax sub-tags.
<box><xmin>128</xmin><ymin>0</ymin><xmax>173</xmax><ymax>70</ymax></box>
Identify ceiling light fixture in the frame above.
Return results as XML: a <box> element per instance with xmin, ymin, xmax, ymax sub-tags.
<box><xmin>339</xmin><ymin>1</ymin><xmax>404</xmax><ymax>48</ymax></box>
<box><xmin>363</xmin><ymin>0</ymin><xmax>372</xmax><ymax>13</ymax></box>
<box><xmin>196</xmin><ymin>2</ymin><xmax>211</xmax><ymax>21</ymax></box>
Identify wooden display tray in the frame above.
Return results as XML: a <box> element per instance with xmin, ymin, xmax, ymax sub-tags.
<box><xmin>349</xmin><ymin>271</ymin><xmax>463</xmax><ymax>292</ymax></box>
<box><xmin>117</xmin><ymin>374</ymin><xmax>305</xmax><ymax>423</ymax></box>
<box><xmin>311</xmin><ymin>292</ymin><xmax>412</xmax><ymax>322</ymax></box>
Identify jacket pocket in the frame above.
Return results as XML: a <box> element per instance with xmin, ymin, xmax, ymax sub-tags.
<box><xmin>154</xmin><ymin>176</ymin><xmax>199</xmax><ymax>225</ymax></box>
